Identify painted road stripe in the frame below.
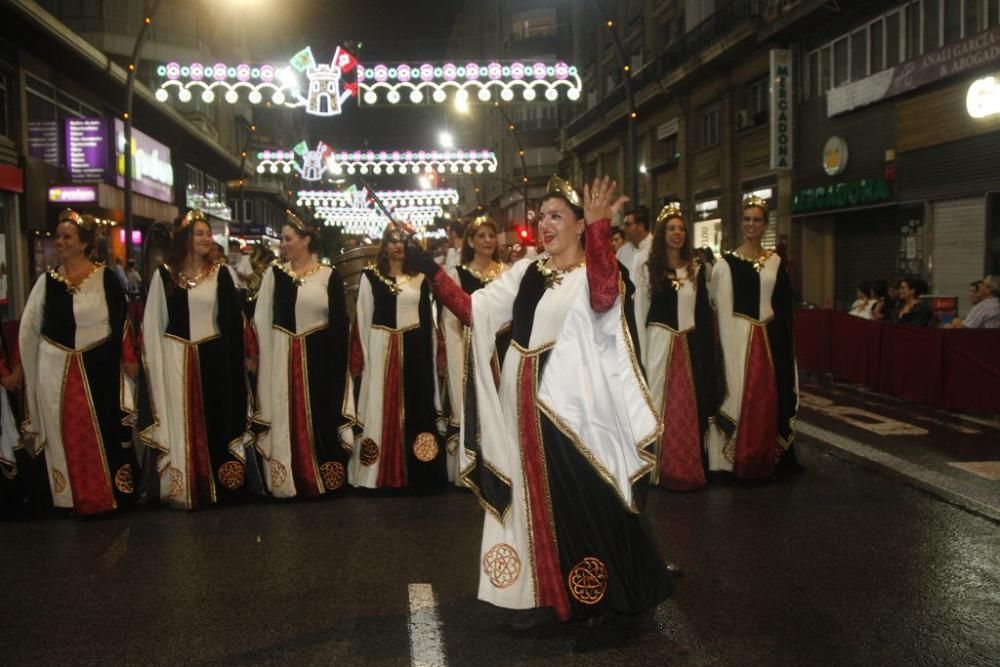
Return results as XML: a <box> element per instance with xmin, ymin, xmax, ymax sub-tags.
<box><xmin>798</xmin><ymin>421</ymin><xmax>1000</xmax><ymax>523</ymax></box>
<box><xmin>408</xmin><ymin>583</ymin><xmax>448</xmax><ymax>667</ymax></box>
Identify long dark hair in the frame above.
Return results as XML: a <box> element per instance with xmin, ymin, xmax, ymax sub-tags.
<box><xmin>375</xmin><ymin>225</ymin><xmax>418</xmax><ymax>276</ymax></box>
<box><xmin>166</xmin><ymin>217</ymin><xmax>211</xmax><ymax>274</ymax></box>
<box><xmin>460</xmin><ymin>218</ymin><xmax>500</xmax><ymax>265</ymax></box>
<box><xmin>646</xmin><ymin>213</ymin><xmax>695</xmax><ymax>293</ymax></box>
<box><xmin>283</xmin><ymin>222</ymin><xmax>321</xmax><ymax>254</ymax></box>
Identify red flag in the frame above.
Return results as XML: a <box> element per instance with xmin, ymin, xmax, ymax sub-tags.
<box><xmin>334</xmin><ymin>47</ymin><xmax>358</xmax><ymax>74</ymax></box>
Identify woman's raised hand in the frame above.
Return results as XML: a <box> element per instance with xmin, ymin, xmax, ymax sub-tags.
<box><xmin>583</xmin><ymin>176</ymin><xmax>629</xmax><ymax>227</ymax></box>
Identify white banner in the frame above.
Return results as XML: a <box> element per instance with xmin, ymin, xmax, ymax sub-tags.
<box><xmin>770</xmin><ymin>49</ymin><xmax>793</xmax><ymax>170</ymax></box>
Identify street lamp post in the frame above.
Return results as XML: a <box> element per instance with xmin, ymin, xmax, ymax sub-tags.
<box><xmin>589</xmin><ymin>0</ymin><xmax>640</xmax><ymax>205</ymax></box>
<box><xmin>123</xmin><ymin>0</ymin><xmax>162</xmax><ymax>263</ymax></box>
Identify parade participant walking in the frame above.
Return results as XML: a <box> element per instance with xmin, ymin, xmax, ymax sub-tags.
<box><xmin>140</xmin><ymin>210</ymin><xmax>253</xmax><ymax>509</ymax></box>
<box><xmin>254</xmin><ymin>212</ymin><xmax>355</xmax><ymax>498</ymax></box>
<box><xmin>441</xmin><ymin>216</ymin><xmax>509</xmax><ymax>484</ymax></box>
<box><xmin>419</xmin><ymin>176</ymin><xmax>672</xmax><ymax>628</ymax></box>
<box><xmin>350</xmin><ymin>226</ymin><xmax>446</xmax><ymax>491</ymax></box>
<box><xmin>707</xmin><ymin>196</ymin><xmax>799</xmax><ymax>480</ymax></box>
<box><xmin>634</xmin><ymin>205</ymin><xmax>723</xmax><ymax>491</ymax></box>
<box><xmin>19</xmin><ymin>209</ymin><xmax>138</xmax><ymax>515</ymax></box>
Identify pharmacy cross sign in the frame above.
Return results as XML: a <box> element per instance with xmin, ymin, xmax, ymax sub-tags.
<box><xmin>155</xmin><ymin>46</ymin><xmax>582</xmax><ymax>117</ymax></box>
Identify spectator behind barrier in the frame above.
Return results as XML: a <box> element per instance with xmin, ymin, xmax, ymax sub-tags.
<box><xmin>951</xmin><ymin>276</ymin><xmax>1000</xmax><ymax>329</ymax></box>
<box><xmin>849</xmin><ymin>281</ymin><xmax>874</xmax><ymax>319</ymax></box>
<box><xmin>891</xmin><ymin>276</ymin><xmax>933</xmax><ymax>327</ymax></box>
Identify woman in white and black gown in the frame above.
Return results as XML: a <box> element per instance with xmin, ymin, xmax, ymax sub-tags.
<box><xmin>419</xmin><ymin>176</ymin><xmax>672</xmax><ymax>628</ymax></box>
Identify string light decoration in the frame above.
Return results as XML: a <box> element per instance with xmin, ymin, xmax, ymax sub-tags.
<box><xmin>257</xmin><ymin>147</ymin><xmax>497</xmax><ymax>178</ymax></box>
<box><xmin>297</xmin><ymin>188</ymin><xmax>459</xmax><ymax>209</ymax></box>
<box><xmin>155</xmin><ymin>49</ymin><xmax>581</xmax><ymax>114</ymax></box>
<box><xmin>312</xmin><ymin>205</ymin><xmax>444</xmax><ymax>235</ymax></box>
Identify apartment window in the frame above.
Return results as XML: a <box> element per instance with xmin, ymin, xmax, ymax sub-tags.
<box><xmin>653</xmin><ymin>133</ymin><xmax>679</xmax><ymax>164</ymax></box>
<box><xmin>833</xmin><ymin>37</ymin><xmax>849</xmax><ymax>87</ymax></box>
<box><xmin>0</xmin><ymin>72</ymin><xmax>8</xmax><ymax>138</ymax></box>
<box><xmin>886</xmin><ymin>10</ymin><xmax>902</xmax><ymax>67</ymax></box>
<box><xmin>964</xmin><ymin>0</ymin><xmax>981</xmax><ymax>37</ymax></box>
<box><xmin>925</xmin><ymin>0</ymin><xmax>941</xmax><ymax>49</ymax></box>
<box><xmin>851</xmin><ymin>29</ymin><xmax>868</xmax><ymax>80</ymax></box>
<box><xmin>992</xmin><ymin>0</ymin><xmax>1000</xmax><ymax>27</ymax></box>
<box><xmin>870</xmin><ymin>19</ymin><xmax>885</xmax><ymax>72</ymax></box>
<box><xmin>511</xmin><ymin>9</ymin><xmax>557</xmax><ymax>40</ymax></box>
<box><xmin>701</xmin><ymin>104</ymin><xmax>720</xmax><ymax>148</ymax></box>
<box><xmin>906</xmin><ymin>2</ymin><xmax>923</xmax><ymax>59</ymax></box>
<box><xmin>819</xmin><ymin>45</ymin><xmax>832</xmax><ymax>94</ymax></box>
<box><xmin>746</xmin><ymin>77</ymin><xmax>769</xmax><ymax>125</ymax></box>
<box><xmin>944</xmin><ymin>0</ymin><xmax>961</xmax><ymax>43</ymax></box>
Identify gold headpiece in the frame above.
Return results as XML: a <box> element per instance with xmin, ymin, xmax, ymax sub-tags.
<box><xmin>656</xmin><ymin>203</ymin><xmax>684</xmax><ymax>224</ymax></box>
<box><xmin>179</xmin><ymin>209</ymin><xmax>208</xmax><ymax>230</ymax></box>
<box><xmin>545</xmin><ymin>175</ymin><xmax>582</xmax><ymax>208</ymax></box>
<box><xmin>285</xmin><ymin>209</ymin><xmax>308</xmax><ymax>232</ymax></box>
<box><xmin>742</xmin><ymin>194</ymin><xmax>770</xmax><ymax>215</ymax></box>
<box><xmin>58</xmin><ymin>208</ymin><xmax>98</xmax><ymax>231</ymax></box>
<box><xmin>469</xmin><ymin>215</ymin><xmax>495</xmax><ymax>230</ymax></box>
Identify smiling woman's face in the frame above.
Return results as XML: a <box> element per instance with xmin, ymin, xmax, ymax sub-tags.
<box><xmin>538</xmin><ymin>197</ymin><xmax>583</xmax><ymax>256</ymax></box>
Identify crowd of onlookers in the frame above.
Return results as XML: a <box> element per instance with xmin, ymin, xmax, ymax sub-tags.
<box><xmin>849</xmin><ymin>275</ymin><xmax>1000</xmax><ymax>328</ymax></box>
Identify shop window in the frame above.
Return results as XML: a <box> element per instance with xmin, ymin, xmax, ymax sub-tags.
<box><xmin>701</xmin><ymin>104</ymin><xmax>720</xmax><ymax>148</ymax></box>
<box><xmin>851</xmin><ymin>29</ymin><xmax>868</xmax><ymax>80</ymax></box>
<box><xmin>833</xmin><ymin>37</ymin><xmax>849</xmax><ymax>87</ymax></box>
<box><xmin>886</xmin><ymin>11</ymin><xmax>902</xmax><ymax>67</ymax></box>
<box><xmin>944</xmin><ymin>0</ymin><xmax>961</xmax><ymax>43</ymax></box>
<box><xmin>924</xmin><ymin>0</ymin><xmax>941</xmax><ymax>50</ymax></box>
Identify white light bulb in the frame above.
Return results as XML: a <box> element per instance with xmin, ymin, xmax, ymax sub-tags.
<box><xmin>248</xmin><ymin>90</ymin><xmax>262</xmax><ymax>104</ymax></box>
<box><xmin>178</xmin><ymin>88</ymin><xmax>192</xmax><ymax>102</ymax></box>
<box><xmin>225</xmin><ymin>89</ymin><xmax>239</xmax><ymax>104</ymax></box>
<box><xmin>272</xmin><ymin>91</ymin><xmax>286</xmax><ymax>105</ymax></box>
<box><xmin>500</xmin><ymin>88</ymin><xmax>514</xmax><ymax>102</ymax></box>
<box><xmin>410</xmin><ymin>90</ymin><xmax>424</xmax><ymax>104</ymax></box>
<box><xmin>202</xmin><ymin>89</ymin><xmax>215</xmax><ymax>103</ymax></box>
<box><xmin>478</xmin><ymin>88</ymin><xmax>491</xmax><ymax>102</ymax></box>
<box><xmin>155</xmin><ymin>88</ymin><xmax>169</xmax><ymax>102</ymax></box>
<box><xmin>545</xmin><ymin>88</ymin><xmax>559</xmax><ymax>102</ymax></box>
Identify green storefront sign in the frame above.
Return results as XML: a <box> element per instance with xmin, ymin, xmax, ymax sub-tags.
<box><xmin>792</xmin><ymin>177</ymin><xmax>892</xmax><ymax>213</ymax></box>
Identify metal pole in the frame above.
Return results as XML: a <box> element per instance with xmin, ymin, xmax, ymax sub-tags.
<box><xmin>588</xmin><ymin>0</ymin><xmax>639</xmax><ymax>205</ymax></box>
<box><xmin>123</xmin><ymin>0</ymin><xmax>162</xmax><ymax>264</ymax></box>
<box><xmin>237</xmin><ymin>118</ymin><xmax>253</xmax><ymax>237</ymax></box>
<box><xmin>494</xmin><ymin>102</ymin><xmax>529</xmax><ymax>233</ymax></box>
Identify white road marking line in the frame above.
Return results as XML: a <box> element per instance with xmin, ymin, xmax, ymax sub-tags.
<box><xmin>947</xmin><ymin>461</ymin><xmax>1000</xmax><ymax>481</ymax></box>
<box><xmin>408</xmin><ymin>583</ymin><xmax>448</xmax><ymax>667</ymax></box>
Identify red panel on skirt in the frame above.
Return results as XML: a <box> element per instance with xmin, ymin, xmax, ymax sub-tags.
<box><xmin>377</xmin><ymin>333</ymin><xmax>406</xmax><ymax>488</ymax></box>
<box><xmin>186</xmin><ymin>347</ymin><xmax>214</xmax><ymax>507</ymax></box>
<box><xmin>60</xmin><ymin>354</ymin><xmax>116</xmax><ymax>515</ymax></box>
<box><xmin>733</xmin><ymin>326</ymin><xmax>779</xmax><ymax>479</ymax></box>
<box><xmin>517</xmin><ymin>356</ymin><xmax>571</xmax><ymax>621</ymax></box>
<box><xmin>658</xmin><ymin>336</ymin><xmax>706</xmax><ymax>491</ymax></box>
<box><xmin>289</xmin><ymin>338</ymin><xmax>322</xmax><ymax>497</ymax></box>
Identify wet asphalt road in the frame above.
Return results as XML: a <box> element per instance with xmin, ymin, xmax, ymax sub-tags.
<box><xmin>1</xmin><ymin>441</ymin><xmax>998</xmax><ymax>666</ymax></box>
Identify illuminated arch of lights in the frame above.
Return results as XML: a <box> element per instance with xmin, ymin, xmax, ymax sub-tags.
<box><xmin>313</xmin><ymin>205</ymin><xmax>444</xmax><ymax>233</ymax></box>
<box><xmin>154</xmin><ymin>48</ymin><xmax>581</xmax><ymax>115</ymax></box>
<box><xmin>297</xmin><ymin>188</ymin><xmax>459</xmax><ymax>209</ymax></box>
<box><xmin>257</xmin><ymin>147</ymin><xmax>497</xmax><ymax>178</ymax></box>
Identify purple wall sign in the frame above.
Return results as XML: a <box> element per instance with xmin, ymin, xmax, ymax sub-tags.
<box><xmin>113</xmin><ymin>119</ymin><xmax>174</xmax><ymax>204</ymax></box>
<box><xmin>65</xmin><ymin>117</ymin><xmax>112</xmax><ymax>183</ymax></box>
<box><xmin>48</xmin><ymin>185</ymin><xmax>99</xmax><ymax>204</ymax></box>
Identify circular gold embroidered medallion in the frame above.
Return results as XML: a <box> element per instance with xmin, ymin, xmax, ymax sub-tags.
<box><xmin>483</xmin><ymin>543</ymin><xmax>521</xmax><ymax>589</ymax></box>
<box><xmin>359</xmin><ymin>438</ymin><xmax>379</xmax><ymax>466</ymax></box>
<box><xmin>168</xmin><ymin>468</ymin><xmax>184</xmax><ymax>497</ymax></box>
<box><xmin>568</xmin><ymin>556</ymin><xmax>608</xmax><ymax>605</ymax></box>
<box><xmin>412</xmin><ymin>432</ymin><xmax>439</xmax><ymax>462</ymax></box>
<box><xmin>269</xmin><ymin>460</ymin><xmax>288</xmax><ymax>488</ymax></box>
<box><xmin>320</xmin><ymin>461</ymin><xmax>345</xmax><ymax>490</ymax></box>
<box><xmin>114</xmin><ymin>465</ymin><xmax>134</xmax><ymax>494</ymax></box>
<box><xmin>51</xmin><ymin>469</ymin><xmax>67</xmax><ymax>495</ymax></box>
<box><xmin>218</xmin><ymin>461</ymin><xmax>246</xmax><ymax>490</ymax></box>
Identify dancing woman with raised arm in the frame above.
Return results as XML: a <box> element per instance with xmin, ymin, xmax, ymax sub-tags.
<box><xmin>19</xmin><ymin>209</ymin><xmax>138</xmax><ymax>515</ymax></box>
<box><xmin>419</xmin><ymin>176</ymin><xmax>672</xmax><ymax>628</ymax></box>
<box><xmin>634</xmin><ymin>205</ymin><xmax>723</xmax><ymax>491</ymax></box>
<box><xmin>707</xmin><ymin>196</ymin><xmax>799</xmax><ymax>480</ymax></box>
<box><xmin>350</xmin><ymin>225</ymin><xmax>446</xmax><ymax>491</ymax></box>
<box><xmin>253</xmin><ymin>213</ymin><xmax>355</xmax><ymax>498</ymax></box>
<box><xmin>441</xmin><ymin>216</ymin><xmax>509</xmax><ymax>485</ymax></box>
<box><xmin>140</xmin><ymin>211</ymin><xmax>253</xmax><ymax>509</ymax></box>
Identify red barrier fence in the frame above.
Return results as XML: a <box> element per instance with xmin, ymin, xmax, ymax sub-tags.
<box><xmin>795</xmin><ymin>309</ymin><xmax>1000</xmax><ymax>412</ymax></box>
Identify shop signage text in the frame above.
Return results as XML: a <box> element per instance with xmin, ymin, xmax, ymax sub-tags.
<box><xmin>65</xmin><ymin>117</ymin><xmax>112</xmax><ymax>183</ymax></box>
<box><xmin>829</xmin><ymin>24</ymin><xmax>1000</xmax><ymax>116</ymax></box>
<box><xmin>792</xmin><ymin>178</ymin><xmax>892</xmax><ymax>213</ymax></box>
<box><xmin>114</xmin><ymin>119</ymin><xmax>174</xmax><ymax>203</ymax></box>
<box><xmin>966</xmin><ymin>75</ymin><xmax>1000</xmax><ymax>118</ymax></box>
<box><xmin>48</xmin><ymin>185</ymin><xmax>98</xmax><ymax>203</ymax></box>
<box><xmin>770</xmin><ymin>49</ymin><xmax>793</xmax><ymax>170</ymax></box>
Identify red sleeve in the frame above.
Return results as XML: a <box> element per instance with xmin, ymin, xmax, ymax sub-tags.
<box><xmin>430</xmin><ymin>271</ymin><xmax>472</xmax><ymax>326</ymax></box>
<box><xmin>243</xmin><ymin>316</ymin><xmax>259</xmax><ymax>359</ymax></box>
<box><xmin>0</xmin><ymin>344</ymin><xmax>9</xmax><ymax>377</ymax></box>
<box><xmin>122</xmin><ymin>319</ymin><xmax>138</xmax><ymax>365</ymax></box>
<box><xmin>585</xmin><ymin>218</ymin><xmax>620</xmax><ymax>313</ymax></box>
<box><xmin>349</xmin><ymin>320</ymin><xmax>364</xmax><ymax>376</ymax></box>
